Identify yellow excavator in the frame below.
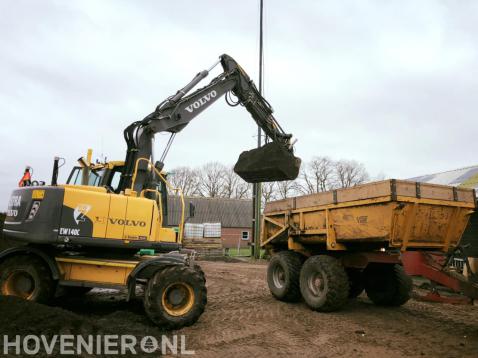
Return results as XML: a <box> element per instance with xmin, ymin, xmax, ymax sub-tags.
<box><xmin>1</xmin><ymin>54</ymin><xmax>300</xmax><ymax>328</ymax></box>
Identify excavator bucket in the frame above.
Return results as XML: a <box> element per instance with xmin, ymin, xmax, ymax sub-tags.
<box><xmin>234</xmin><ymin>141</ymin><xmax>301</xmax><ymax>183</ymax></box>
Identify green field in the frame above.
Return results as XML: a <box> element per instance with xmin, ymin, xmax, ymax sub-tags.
<box><xmin>225</xmin><ymin>247</ymin><xmax>266</xmax><ymax>258</ymax></box>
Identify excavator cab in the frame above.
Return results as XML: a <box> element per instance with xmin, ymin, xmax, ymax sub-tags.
<box><xmin>66</xmin><ymin>161</ymin><xmax>125</xmax><ymax>193</ymax></box>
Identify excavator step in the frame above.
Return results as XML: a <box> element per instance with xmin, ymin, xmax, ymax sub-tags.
<box><xmin>234</xmin><ymin>141</ymin><xmax>301</xmax><ymax>183</ymax></box>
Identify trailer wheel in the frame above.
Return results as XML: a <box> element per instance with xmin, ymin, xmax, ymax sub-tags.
<box><xmin>144</xmin><ymin>265</ymin><xmax>207</xmax><ymax>329</ymax></box>
<box><xmin>267</xmin><ymin>251</ymin><xmax>303</xmax><ymax>302</ymax></box>
<box><xmin>363</xmin><ymin>264</ymin><xmax>412</xmax><ymax>306</ymax></box>
<box><xmin>347</xmin><ymin>269</ymin><xmax>364</xmax><ymax>298</ymax></box>
<box><xmin>0</xmin><ymin>255</ymin><xmax>55</xmax><ymax>303</ymax></box>
<box><xmin>300</xmin><ymin>255</ymin><xmax>349</xmax><ymax>312</ymax></box>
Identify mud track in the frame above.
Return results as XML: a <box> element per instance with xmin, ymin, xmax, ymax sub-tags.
<box><xmin>0</xmin><ymin>261</ymin><xmax>477</xmax><ymax>357</ymax></box>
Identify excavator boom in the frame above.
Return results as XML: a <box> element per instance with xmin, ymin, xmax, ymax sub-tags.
<box><xmin>119</xmin><ymin>54</ymin><xmax>301</xmax><ymax>192</ymax></box>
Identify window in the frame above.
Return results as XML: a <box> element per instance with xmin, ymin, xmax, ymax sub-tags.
<box><xmin>241</xmin><ymin>231</ymin><xmax>250</xmax><ymax>241</ymax></box>
<box><xmin>67</xmin><ymin>167</ymin><xmax>104</xmax><ymax>187</ymax></box>
<box><xmin>88</xmin><ymin>169</ymin><xmax>104</xmax><ymax>186</ymax></box>
<box><xmin>109</xmin><ymin>170</ymin><xmax>122</xmax><ymax>192</ymax></box>
<box><xmin>68</xmin><ymin>167</ymin><xmax>81</xmax><ymax>185</ymax></box>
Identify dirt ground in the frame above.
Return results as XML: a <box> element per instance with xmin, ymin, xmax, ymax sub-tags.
<box><xmin>0</xmin><ymin>260</ymin><xmax>477</xmax><ymax>358</ymax></box>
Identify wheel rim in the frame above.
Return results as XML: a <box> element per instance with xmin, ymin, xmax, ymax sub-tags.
<box><xmin>2</xmin><ymin>270</ymin><xmax>35</xmax><ymax>300</ymax></box>
<box><xmin>307</xmin><ymin>271</ymin><xmax>325</xmax><ymax>297</ymax></box>
<box><xmin>272</xmin><ymin>264</ymin><xmax>286</xmax><ymax>289</ymax></box>
<box><xmin>161</xmin><ymin>282</ymin><xmax>195</xmax><ymax>317</ymax></box>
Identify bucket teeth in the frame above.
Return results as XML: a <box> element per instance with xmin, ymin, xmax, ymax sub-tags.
<box><xmin>234</xmin><ymin>142</ymin><xmax>301</xmax><ymax>183</ymax></box>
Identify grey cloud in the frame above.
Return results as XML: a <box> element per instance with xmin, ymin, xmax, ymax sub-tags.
<box><xmin>1</xmin><ymin>0</ymin><xmax>478</xmax><ymax>209</ymax></box>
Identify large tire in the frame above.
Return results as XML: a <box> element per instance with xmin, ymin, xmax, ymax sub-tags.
<box><xmin>347</xmin><ymin>268</ymin><xmax>364</xmax><ymax>298</ymax></box>
<box><xmin>144</xmin><ymin>265</ymin><xmax>207</xmax><ymax>329</ymax></box>
<box><xmin>193</xmin><ymin>264</ymin><xmax>206</xmax><ymax>284</ymax></box>
<box><xmin>363</xmin><ymin>264</ymin><xmax>412</xmax><ymax>306</ymax></box>
<box><xmin>0</xmin><ymin>255</ymin><xmax>56</xmax><ymax>303</ymax></box>
<box><xmin>300</xmin><ymin>255</ymin><xmax>349</xmax><ymax>312</ymax></box>
<box><xmin>267</xmin><ymin>251</ymin><xmax>303</xmax><ymax>302</ymax></box>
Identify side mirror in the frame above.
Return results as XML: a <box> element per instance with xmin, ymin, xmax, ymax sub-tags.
<box><xmin>189</xmin><ymin>202</ymin><xmax>196</xmax><ymax>218</ymax></box>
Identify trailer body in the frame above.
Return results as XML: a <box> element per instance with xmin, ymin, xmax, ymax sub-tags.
<box><xmin>262</xmin><ymin>179</ymin><xmax>475</xmax><ymax>253</ymax></box>
<box><xmin>261</xmin><ymin>180</ymin><xmax>477</xmax><ymax>311</ymax></box>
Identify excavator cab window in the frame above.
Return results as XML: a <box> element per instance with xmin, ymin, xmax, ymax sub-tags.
<box><xmin>102</xmin><ymin>166</ymin><xmax>124</xmax><ymax>193</ymax></box>
<box><xmin>67</xmin><ymin>167</ymin><xmax>105</xmax><ymax>187</ymax></box>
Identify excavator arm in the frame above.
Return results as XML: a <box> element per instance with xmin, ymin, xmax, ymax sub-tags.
<box><xmin>119</xmin><ymin>54</ymin><xmax>300</xmax><ymax>193</ymax></box>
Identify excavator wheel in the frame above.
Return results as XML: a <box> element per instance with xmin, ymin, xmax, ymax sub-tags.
<box><xmin>193</xmin><ymin>264</ymin><xmax>206</xmax><ymax>284</ymax></box>
<box><xmin>0</xmin><ymin>255</ymin><xmax>56</xmax><ymax>303</ymax></box>
<box><xmin>144</xmin><ymin>265</ymin><xmax>207</xmax><ymax>329</ymax></box>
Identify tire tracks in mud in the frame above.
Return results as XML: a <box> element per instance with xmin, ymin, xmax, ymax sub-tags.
<box><xmin>176</xmin><ymin>261</ymin><xmax>478</xmax><ymax>358</ymax></box>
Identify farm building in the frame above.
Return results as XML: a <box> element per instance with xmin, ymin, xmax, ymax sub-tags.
<box><xmin>167</xmin><ymin>196</ymin><xmax>253</xmax><ymax>249</ymax></box>
<box><xmin>409</xmin><ymin>164</ymin><xmax>478</xmax><ymax>190</ymax></box>
<box><xmin>410</xmin><ymin>165</ymin><xmax>478</xmax><ymax>257</ymax></box>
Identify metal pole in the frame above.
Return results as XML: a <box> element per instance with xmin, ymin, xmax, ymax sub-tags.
<box><xmin>252</xmin><ymin>0</ymin><xmax>264</xmax><ymax>259</ymax></box>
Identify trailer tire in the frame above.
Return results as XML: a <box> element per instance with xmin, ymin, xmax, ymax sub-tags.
<box><xmin>267</xmin><ymin>251</ymin><xmax>303</xmax><ymax>302</ymax></box>
<box><xmin>144</xmin><ymin>265</ymin><xmax>207</xmax><ymax>329</ymax></box>
<box><xmin>363</xmin><ymin>264</ymin><xmax>412</xmax><ymax>306</ymax></box>
<box><xmin>300</xmin><ymin>255</ymin><xmax>349</xmax><ymax>312</ymax></box>
<box><xmin>347</xmin><ymin>268</ymin><xmax>364</xmax><ymax>298</ymax></box>
<box><xmin>0</xmin><ymin>255</ymin><xmax>55</xmax><ymax>303</ymax></box>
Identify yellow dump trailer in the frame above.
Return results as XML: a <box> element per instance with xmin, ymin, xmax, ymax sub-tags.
<box><xmin>261</xmin><ymin>180</ymin><xmax>476</xmax><ymax>312</ymax></box>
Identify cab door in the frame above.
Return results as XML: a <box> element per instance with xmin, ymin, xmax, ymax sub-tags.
<box><xmin>123</xmin><ymin>196</ymin><xmax>154</xmax><ymax>241</ymax></box>
<box><xmin>105</xmin><ymin>194</ymin><xmax>128</xmax><ymax>239</ymax></box>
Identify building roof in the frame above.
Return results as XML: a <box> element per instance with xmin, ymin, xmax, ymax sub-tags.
<box><xmin>409</xmin><ymin>165</ymin><xmax>478</xmax><ymax>190</ymax></box>
<box><xmin>166</xmin><ymin>196</ymin><xmax>253</xmax><ymax>228</ymax></box>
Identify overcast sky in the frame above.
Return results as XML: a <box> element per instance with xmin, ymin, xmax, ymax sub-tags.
<box><xmin>1</xmin><ymin>0</ymin><xmax>477</xmax><ymax>207</ymax></box>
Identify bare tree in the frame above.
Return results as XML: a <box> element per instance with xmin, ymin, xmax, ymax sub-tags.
<box><xmin>297</xmin><ymin>156</ymin><xmax>335</xmax><ymax>194</ymax></box>
<box><xmin>333</xmin><ymin>159</ymin><xmax>370</xmax><ymax>188</ymax></box>
<box><xmin>261</xmin><ymin>182</ymin><xmax>276</xmax><ymax>206</ymax></box>
<box><xmin>275</xmin><ymin>180</ymin><xmax>297</xmax><ymax>199</ymax></box>
<box><xmin>197</xmin><ymin>162</ymin><xmax>227</xmax><ymax>197</ymax></box>
<box><xmin>222</xmin><ymin>166</ymin><xmax>252</xmax><ymax>199</ymax></box>
<box><xmin>234</xmin><ymin>181</ymin><xmax>252</xmax><ymax>199</ymax></box>
<box><xmin>167</xmin><ymin>166</ymin><xmax>200</xmax><ymax>196</ymax></box>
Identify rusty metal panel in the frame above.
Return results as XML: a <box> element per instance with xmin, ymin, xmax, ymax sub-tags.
<box><xmin>295</xmin><ymin>192</ymin><xmax>334</xmax><ymax>209</ymax></box>
<box><xmin>457</xmin><ymin>188</ymin><xmax>476</xmax><ymax>203</ymax></box>
<box><xmin>330</xmin><ymin>204</ymin><xmax>394</xmax><ymax>241</ymax></box>
<box><xmin>264</xmin><ymin>198</ymin><xmax>295</xmax><ymax>214</ymax></box>
<box><xmin>395</xmin><ymin>180</ymin><xmax>476</xmax><ymax>204</ymax></box>
<box><xmin>335</xmin><ymin>180</ymin><xmax>391</xmax><ymax>203</ymax></box>
<box><xmin>390</xmin><ymin>204</ymin><xmax>471</xmax><ymax>249</ymax></box>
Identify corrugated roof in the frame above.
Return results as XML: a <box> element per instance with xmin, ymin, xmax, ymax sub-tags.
<box><xmin>409</xmin><ymin>165</ymin><xmax>478</xmax><ymax>190</ymax></box>
<box><xmin>166</xmin><ymin>196</ymin><xmax>252</xmax><ymax>228</ymax></box>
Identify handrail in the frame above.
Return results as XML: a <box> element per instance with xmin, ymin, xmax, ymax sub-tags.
<box><xmin>130</xmin><ymin>158</ymin><xmax>185</xmax><ymax>243</ymax></box>
<box><xmin>140</xmin><ymin>189</ymin><xmax>163</xmax><ymax>227</ymax></box>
